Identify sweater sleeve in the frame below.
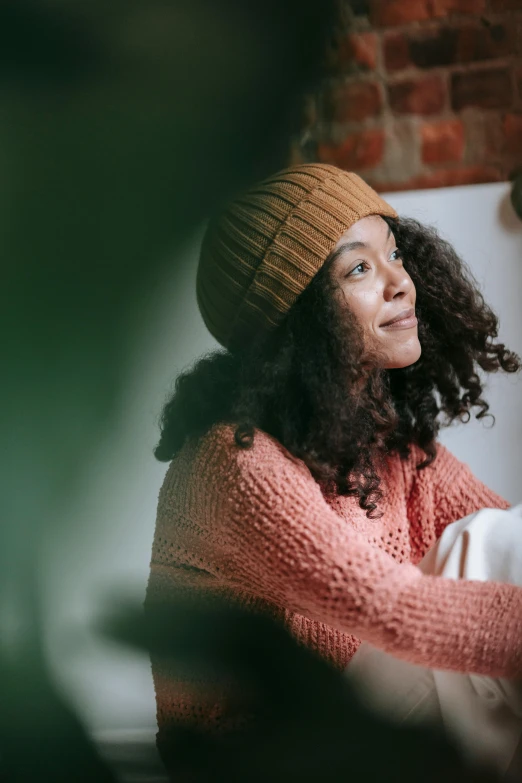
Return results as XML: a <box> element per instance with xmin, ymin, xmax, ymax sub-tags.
<box><xmin>411</xmin><ymin>443</ymin><xmax>510</xmax><ymax>540</ymax></box>
<box><xmin>200</xmin><ymin>428</ymin><xmax>522</xmax><ymax>679</ymax></box>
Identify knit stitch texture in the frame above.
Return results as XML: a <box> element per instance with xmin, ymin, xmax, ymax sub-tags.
<box><xmin>147</xmin><ymin>424</ymin><xmax>521</xmax><ymax>736</ymax></box>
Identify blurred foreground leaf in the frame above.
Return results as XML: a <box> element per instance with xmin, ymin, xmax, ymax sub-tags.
<box><xmin>101</xmin><ymin>593</ymin><xmax>500</xmax><ymax>783</ymax></box>
<box><xmin>0</xmin><ymin>2</ymin><xmax>336</xmax><ymax>779</ymax></box>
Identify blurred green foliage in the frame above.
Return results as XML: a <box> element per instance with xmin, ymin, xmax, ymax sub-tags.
<box><xmin>0</xmin><ymin>1</ymin><xmax>336</xmax><ymax>779</ymax></box>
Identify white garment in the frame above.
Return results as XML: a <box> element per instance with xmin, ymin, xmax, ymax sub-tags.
<box><xmin>346</xmin><ymin>504</ymin><xmax>522</xmax><ymax>778</ymax></box>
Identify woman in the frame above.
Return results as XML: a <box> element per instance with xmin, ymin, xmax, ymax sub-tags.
<box><xmin>346</xmin><ymin>503</ymin><xmax>522</xmax><ymax>776</ymax></box>
<box><xmin>147</xmin><ymin>163</ymin><xmax>522</xmax><ymax>743</ymax></box>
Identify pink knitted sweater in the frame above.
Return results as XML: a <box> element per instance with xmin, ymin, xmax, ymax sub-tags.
<box><xmin>147</xmin><ymin>423</ymin><xmax>522</xmax><ymax>733</ymax></box>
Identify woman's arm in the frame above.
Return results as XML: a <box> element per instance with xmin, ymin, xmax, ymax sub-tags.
<box><xmin>200</xmin><ymin>428</ymin><xmax>521</xmax><ymax>679</ymax></box>
<box><xmin>408</xmin><ymin>443</ymin><xmax>510</xmax><ymax>541</ymax></box>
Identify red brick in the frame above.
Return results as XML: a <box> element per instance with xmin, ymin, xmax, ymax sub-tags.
<box><xmin>503</xmin><ymin>114</ymin><xmax>522</xmax><ymax>156</ymax></box>
<box><xmin>517</xmin><ymin>67</ymin><xmax>522</xmax><ymax>103</ymax></box>
<box><xmin>369</xmin><ymin>0</ymin><xmax>430</xmax><ymax>27</ymax></box>
<box><xmin>374</xmin><ymin>165</ymin><xmax>502</xmax><ymax>193</ymax></box>
<box><xmin>336</xmin><ymin>32</ymin><xmax>378</xmax><ymax>72</ymax></box>
<box><xmin>386</xmin><ymin>24</ymin><xmax>513</xmax><ymax>73</ymax></box>
<box><xmin>455</xmin><ymin>24</ymin><xmax>514</xmax><ymax>63</ymax></box>
<box><xmin>384</xmin><ymin>32</ymin><xmax>411</xmax><ymax>73</ymax></box>
<box><xmin>370</xmin><ymin>0</ymin><xmax>485</xmax><ymax>25</ymax></box>
<box><xmin>421</xmin><ymin>119</ymin><xmax>465</xmax><ymax>164</ymax></box>
<box><xmin>323</xmin><ymin>81</ymin><xmax>382</xmax><ymax>123</ymax></box>
<box><xmin>462</xmin><ymin>110</ymin><xmax>504</xmax><ymax>162</ymax></box>
<box><xmin>408</xmin><ymin>28</ymin><xmax>457</xmax><ymax>69</ymax></box>
<box><xmin>416</xmin><ymin>166</ymin><xmax>503</xmax><ymax>187</ymax></box>
<box><xmin>452</xmin><ymin>68</ymin><xmax>512</xmax><ymax>111</ymax></box>
<box><xmin>318</xmin><ymin>129</ymin><xmax>385</xmax><ymax>170</ymax></box>
<box><xmin>431</xmin><ymin>0</ymin><xmax>486</xmax><ymax>13</ymax></box>
<box><xmin>389</xmin><ymin>74</ymin><xmax>447</xmax><ymax>116</ymax></box>
<box><xmin>489</xmin><ymin>0</ymin><xmax>522</xmax><ymax>9</ymax></box>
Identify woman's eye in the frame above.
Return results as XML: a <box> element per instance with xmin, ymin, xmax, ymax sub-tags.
<box><xmin>347</xmin><ymin>262</ymin><xmax>366</xmax><ymax>277</ymax></box>
<box><xmin>390</xmin><ymin>249</ymin><xmax>402</xmax><ymax>261</ymax></box>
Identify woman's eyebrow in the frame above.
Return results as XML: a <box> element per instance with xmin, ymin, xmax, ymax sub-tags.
<box><xmin>330</xmin><ymin>227</ymin><xmax>394</xmax><ymax>264</ymax></box>
<box><xmin>333</xmin><ymin>240</ymin><xmax>367</xmax><ymax>257</ymax></box>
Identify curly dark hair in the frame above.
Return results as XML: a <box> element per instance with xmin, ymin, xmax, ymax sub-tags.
<box><xmin>154</xmin><ymin>216</ymin><xmax>520</xmax><ymax>518</ymax></box>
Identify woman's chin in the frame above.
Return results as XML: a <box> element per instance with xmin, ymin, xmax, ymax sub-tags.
<box><xmin>384</xmin><ymin>341</ymin><xmax>422</xmax><ymax>370</ymax></box>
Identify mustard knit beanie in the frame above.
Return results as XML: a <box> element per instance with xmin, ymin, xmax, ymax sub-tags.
<box><xmin>197</xmin><ymin>163</ymin><xmax>397</xmax><ymax>353</ymax></box>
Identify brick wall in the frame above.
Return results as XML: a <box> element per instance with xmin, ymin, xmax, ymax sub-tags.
<box><xmin>292</xmin><ymin>0</ymin><xmax>522</xmax><ymax>191</ymax></box>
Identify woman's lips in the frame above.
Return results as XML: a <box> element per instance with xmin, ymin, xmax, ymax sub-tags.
<box><xmin>380</xmin><ymin>310</ymin><xmax>418</xmax><ymax>330</ymax></box>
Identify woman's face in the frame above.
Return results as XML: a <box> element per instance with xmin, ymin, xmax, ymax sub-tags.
<box><xmin>329</xmin><ymin>215</ymin><xmax>421</xmax><ymax>370</ymax></box>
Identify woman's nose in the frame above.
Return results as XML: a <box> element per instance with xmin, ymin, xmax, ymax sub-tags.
<box><xmin>383</xmin><ymin>266</ymin><xmax>414</xmax><ymax>302</ymax></box>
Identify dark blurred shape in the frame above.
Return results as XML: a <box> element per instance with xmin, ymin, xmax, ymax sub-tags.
<box><xmin>103</xmin><ymin>594</ymin><xmax>501</xmax><ymax>783</ymax></box>
<box><xmin>0</xmin><ymin>2</ymin><xmax>341</xmax><ymax>781</ymax></box>
<box><xmin>510</xmin><ymin>170</ymin><xmax>522</xmax><ymax>221</ymax></box>
<box><xmin>0</xmin><ymin>0</ymin><xmax>104</xmax><ymax>88</ymax></box>
<box><xmin>0</xmin><ymin>610</ymin><xmax>117</xmax><ymax>783</ymax></box>
<box><xmin>1</xmin><ymin>1</ymin><xmax>340</xmax><ymax>532</ymax></box>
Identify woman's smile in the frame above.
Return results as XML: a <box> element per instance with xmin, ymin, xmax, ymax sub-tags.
<box><xmin>380</xmin><ymin>308</ymin><xmax>418</xmax><ymax>330</ymax></box>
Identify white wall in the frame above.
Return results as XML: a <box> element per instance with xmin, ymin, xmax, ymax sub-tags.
<box><xmin>45</xmin><ymin>181</ymin><xmax>522</xmax><ymax>736</ymax></box>
<box><xmin>386</xmin><ymin>183</ymin><xmax>522</xmax><ymax>502</ymax></box>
